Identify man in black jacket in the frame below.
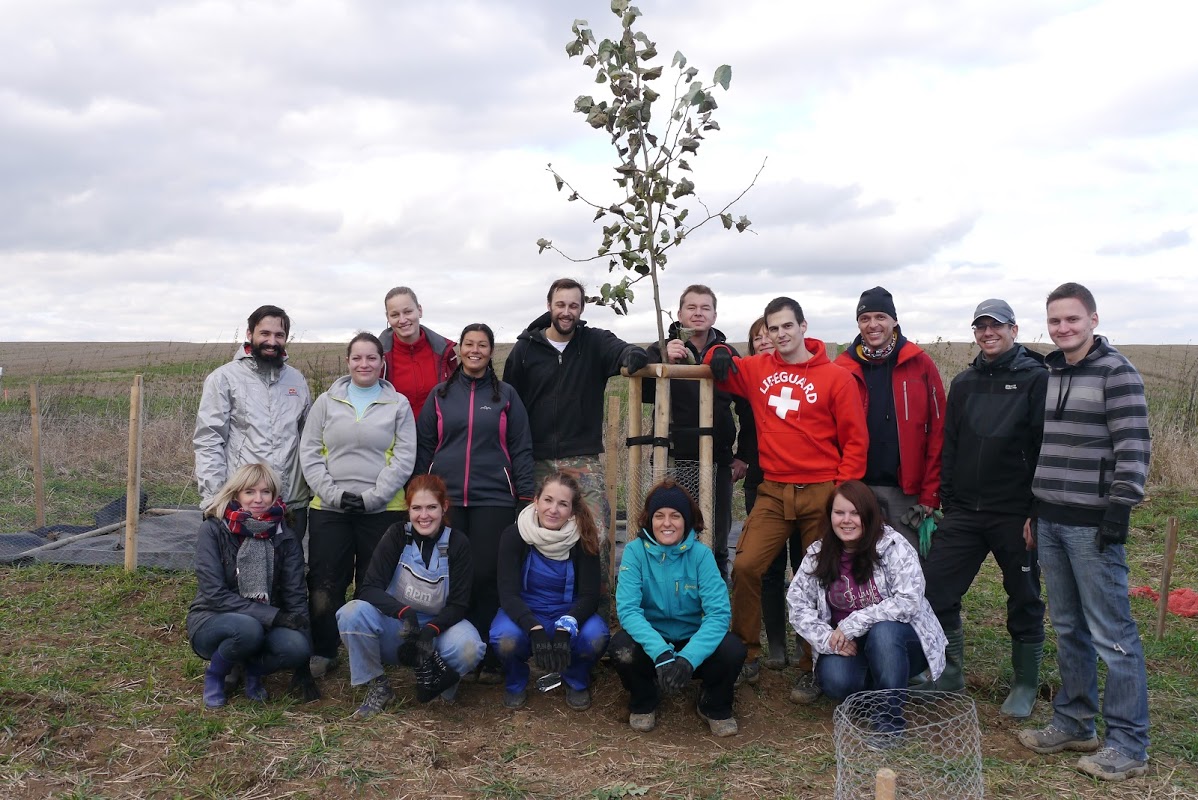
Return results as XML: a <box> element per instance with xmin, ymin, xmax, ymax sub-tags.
<box><xmin>642</xmin><ymin>284</ymin><xmax>747</xmax><ymax>581</ymax></box>
<box><xmin>919</xmin><ymin>299</ymin><xmax>1047</xmax><ymax>719</ymax></box>
<box><xmin>504</xmin><ymin>278</ymin><xmax>649</xmax><ymax>609</ymax></box>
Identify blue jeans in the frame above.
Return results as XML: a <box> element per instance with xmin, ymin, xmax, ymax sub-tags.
<box><xmin>817</xmin><ymin>621</ymin><xmax>927</xmax><ymax>735</ymax></box>
<box><xmin>816</xmin><ymin>620</ymin><xmax>928</xmax><ymax>700</ymax></box>
<box><xmin>336</xmin><ymin>599</ymin><xmax>485</xmax><ymax>686</ymax></box>
<box><xmin>1037</xmin><ymin>519</ymin><xmax>1149</xmax><ymax>760</ymax></box>
<box><xmin>190</xmin><ymin>612</ymin><xmax>311</xmax><ymax>674</ymax></box>
<box><xmin>489</xmin><ymin>609</ymin><xmax>610</xmax><ymax>693</ymax></box>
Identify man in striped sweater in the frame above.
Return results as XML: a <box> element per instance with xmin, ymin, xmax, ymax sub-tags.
<box><xmin>1018</xmin><ymin>282</ymin><xmax>1152</xmax><ymax>782</ymax></box>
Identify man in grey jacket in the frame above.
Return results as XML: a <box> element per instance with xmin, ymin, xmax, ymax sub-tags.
<box><xmin>194</xmin><ymin>305</ymin><xmax>312</xmax><ymax>537</ymax></box>
<box><xmin>1018</xmin><ymin>283</ymin><xmax>1152</xmax><ymax>782</ymax></box>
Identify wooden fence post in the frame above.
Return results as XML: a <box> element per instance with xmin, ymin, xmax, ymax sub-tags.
<box><xmin>605</xmin><ymin>396</ymin><xmax>621</xmax><ymax>600</ymax></box>
<box><xmin>124</xmin><ymin>374</ymin><xmax>143</xmax><ymax>572</ymax></box>
<box><xmin>875</xmin><ymin>767</ymin><xmax>896</xmax><ymax>800</ymax></box>
<box><xmin>30</xmin><ymin>382</ymin><xmax>46</xmax><ymax>529</ymax></box>
<box><xmin>1155</xmin><ymin>516</ymin><xmax>1180</xmax><ymax>639</ymax></box>
<box><xmin>698</xmin><ymin>376</ymin><xmax>714</xmax><ymax>548</ymax></box>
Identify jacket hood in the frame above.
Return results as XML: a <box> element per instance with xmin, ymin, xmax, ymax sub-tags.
<box><xmin>667</xmin><ymin>320</ymin><xmax>727</xmax><ymax>347</ymax></box>
<box><xmin>517</xmin><ymin>311</ymin><xmax>593</xmax><ymax>342</ymax></box>
<box><xmin>636</xmin><ymin>527</ymin><xmax>698</xmax><ymax>558</ymax></box>
<box><xmin>970</xmin><ymin>342</ymin><xmax>1043</xmax><ymax>373</ymax></box>
<box><xmin>845</xmin><ymin>332</ymin><xmax>920</xmax><ymax>367</ymax></box>
<box><xmin>1044</xmin><ymin>335</ymin><xmax>1106</xmax><ymax>370</ymax></box>
<box><xmin>378</xmin><ymin>325</ymin><xmax>454</xmax><ymax>355</ymax></box>
<box><xmin>325</xmin><ymin>374</ymin><xmax>402</xmax><ymax>402</ymax></box>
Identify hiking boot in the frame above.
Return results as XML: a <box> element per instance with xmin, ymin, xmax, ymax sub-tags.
<box><xmin>309</xmin><ymin>654</ymin><xmax>339</xmax><ymax>679</ymax></box>
<box><xmin>1000</xmin><ymin>639</ymin><xmax>1043</xmax><ymax>718</ymax></box>
<box><xmin>1017</xmin><ymin>724</ymin><xmax>1100</xmax><ymax>755</ymax></box>
<box><xmin>1076</xmin><ymin>747</ymin><xmax>1149</xmax><ymax>781</ymax></box>
<box><xmin>790</xmin><ymin>672</ymin><xmax>822</xmax><ymax>705</ymax></box>
<box><xmin>697</xmin><ymin>706</ymin><xmax>739</xmax><ymax>737</ymax></box>
<box><xmin>735</xmin><ymin>660</ymin><xmax>760</xmax><ymax>687</ymax></box>
<box><xmin>503</xmin><ymin>688</ymin><xmax>529</xmax><ymax>709</ymax></box>
<box><xmin>476</xmin><ymin>666</ymin><xmax>503</xmax><ymax>685</ymax></box>
<box><xmin>566</xmin><ymin>686</ymin><xmax>592</xmax><ymax>711</ymax></box>
<box><xmin>629</xmin><ymin>711</ymin><xmax>656</xmax><ymax>733</ymax></box>
<box><xmin>352</xmin><ymin>675</ymin><xmax>394</xmax><ymax>719</ymax></box>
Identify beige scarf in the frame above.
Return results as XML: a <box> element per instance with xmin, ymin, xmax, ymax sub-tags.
<box><xmin>517</xmin><ymin>502</ymin><xmax>579</xmax><ymax>561</ymax></box>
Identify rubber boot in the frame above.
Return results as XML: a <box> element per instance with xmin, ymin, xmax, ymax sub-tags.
<box><xmin>204</xmin><ymin>651</ymin><xmax>234</xmax><ymax>708</ymax></box>
<box><xmin>933</xmin><ymin>626</ymin><xmax>965</xmax><ymax>692</ymax></box>
<box><xmin>999</xmin><ymin>639</ymin><xmax>1042</xmax><ymax>718</ymax></box>
<box><xmin>244</xmin><ymin>663</ymin><xmax>268</xmax><ymax>702</ymax></box>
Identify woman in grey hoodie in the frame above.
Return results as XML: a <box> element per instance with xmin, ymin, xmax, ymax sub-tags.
<box><xmin>301</xmin><ymin>332</ymin><xmax>417</xmax><ymax>677</ymax></box>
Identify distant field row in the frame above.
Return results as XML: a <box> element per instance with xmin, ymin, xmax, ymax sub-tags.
<box><xmin>3</xmin><ymin>339</ymin><xmax>1197</xmax><ymax>384</ymax></box>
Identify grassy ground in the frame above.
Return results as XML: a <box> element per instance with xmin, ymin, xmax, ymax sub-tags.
<box><xmin>1</xmin><ymin>341</ymin><xmax>1197</xmax><ymax>797</ymax></box>
<box><xmin>1</xmin><ymin>496</ymin><xmax>1196</xmax><ymax>799</ymax></box>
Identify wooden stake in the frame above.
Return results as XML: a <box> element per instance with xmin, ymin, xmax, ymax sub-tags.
<box><xmin>875</xmin><ymin>767</ymin><xmax>896</xmax><ymax>800</ymax></box>
<box><xmin>626</xmin><ymin>375</ymin><xmax>644</xmax><ymax>529</ymax></box>
<box><xmin>698</xmin><ymin>377</ymin><xmax>714</xmax><ymax>547</ymax></box>
<box><xmin>1155</xmin><ymin>516</ymin><xmax>1180</xmax><ymax>639</ymax></box>
<box><xmin>651</xmin><ymin>367</ymin><xmax>671</xmax><ymax>485</ymax></box>
<box><xmin>605</xmin><ymin>397</ymin><xmax>621</xmax><ymax>601</ymax></box>
<box><xmin>124</xmin><ymin>374</ymin><xmax>143</xmax><ymax>572</ymax></box>
<box><xmin>30</xmin><ymin>382</ymin><xmax>46</xmax><ymax>529</ymax></box>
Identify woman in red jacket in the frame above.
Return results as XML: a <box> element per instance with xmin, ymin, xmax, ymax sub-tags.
<box><xmin>379</xmin><ymin>286</ymin><xmax>459</xmax><ymax>419</ymax></box>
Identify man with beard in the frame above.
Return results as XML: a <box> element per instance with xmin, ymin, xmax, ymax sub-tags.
<box><xmin>195</xmin><ymin>305</ymin><xmax>312</xmax><ymax>537</ymax></box>
<box><xmin>504</xmin><ymin>278</ymin><xmax>649</xmax><ymax>614</ymax></box>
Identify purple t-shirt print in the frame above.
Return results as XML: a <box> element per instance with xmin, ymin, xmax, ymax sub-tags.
<box><xmin>827</xmin><ymin>550</ymin><xmax>882</xmax><ymax>628</ymax></box>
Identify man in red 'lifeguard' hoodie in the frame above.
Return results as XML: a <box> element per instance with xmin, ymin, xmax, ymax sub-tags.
<box><xmin>705</xmin><ymin>296</ymin><xmax>867</xmax><ymax>703</ymax></box>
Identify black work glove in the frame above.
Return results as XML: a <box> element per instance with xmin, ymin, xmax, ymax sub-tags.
<box><xmin>707</xmin><ymin>346</ymin><xmax>738</xmax><ymax>383</ymax></box>
<box><xmin>515</xmin><ymin>498</ymin><xmax>531</xmax><ymax>515</ymax></box>
<box><xmin>416</xmin><ymin>624</ymin><xmax>439</xmax><ymax>665</ymax></box>
<box><xmin>623</xmin><ymin>347</ymin><xmax>650</xmax><ymax>374</ymax></box>
<box><xmin>273</xmin><ymin>611</ymin><xmax>309</xmax><ymax>631</ymax></box>
<box><xmin>656</xmin><ymin>652</ymin><xmax>693</xmax><ymax>695</ymax></box>
<box><xmin>396</xmin><ymin>637</ymin><xmax>419</xmax><ymax>667</ymax></box>
<box><xmin>530</xmin><ymin>627</ymin><xmax>554</xmax><ymax>671</ymax></box>
<box><xmin>340</xmin><ymin>491</ymin><xmax>366</xmax><ymax>513</ymax></box>
<box><xmin>549</xmin><ymin>629</ymin><xmax>572</xmax><ymax>673</ymax></box>
<box><xmin>396</xmin><ymin>605</ymin><xmax>419</xmax><ymax>638</ymax></box>
<box><xmin>289</xmin><ymin>663</ymin><xmax>321</xmax><ymax>703</ymax></box>
<box><xmin>1097</xmin><ymin>503</ymin><xmax>1131</xmax><ymax>552</ymax></box>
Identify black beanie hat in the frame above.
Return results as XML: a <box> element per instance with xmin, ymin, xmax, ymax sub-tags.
<box><xmin>645</xmin><ymin>484</ymin><xmax>694</xmax><ymax>538</ymax></box>
<box><xmin>856</xmin><ymin>287</ymin><xmax>897</xmax><ymax>320</ymax></box>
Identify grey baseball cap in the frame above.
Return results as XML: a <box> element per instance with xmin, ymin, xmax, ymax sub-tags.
<box><xmin>972</xmin><ymin>299</ymin><xmax>1015</xmax><ymax>326</ymax></box>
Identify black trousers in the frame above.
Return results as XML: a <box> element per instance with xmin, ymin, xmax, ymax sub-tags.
<box><xmin>922</xmin><ymin>508</ymin><xmax>1045</xmax><ymax>642</ymax></box>
<box><xmin>608</xmin><ymin>629</ymin><xmax>747</xmax><ymax>720</ymax></box>
<box><xmin>307</xmin><ymin>508</ymin><xmax>405</xmax><ymax>658</ymax></box>
<box><xmin>450</xmin><ymin>504</ymin><xmax>516</xmax><ymax>652</ymax></box>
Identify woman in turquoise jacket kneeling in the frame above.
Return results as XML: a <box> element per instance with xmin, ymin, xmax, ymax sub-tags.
<box><xmin>611</xmin><ymin>480</ymin><xmax>746</xmax><ymax>737</ymax></box>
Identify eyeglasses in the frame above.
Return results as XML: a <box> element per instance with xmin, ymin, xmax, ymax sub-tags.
<box><xmin>972</xmin><ymin>322</ymin><xmax>1011</xmax><ymax>333</ymax></box>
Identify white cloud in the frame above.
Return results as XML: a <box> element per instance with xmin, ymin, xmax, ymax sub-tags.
<box><xmin>0</xmin><ymin>0</ymin><xmax>1195</xmax><ymax>351</ymax></box>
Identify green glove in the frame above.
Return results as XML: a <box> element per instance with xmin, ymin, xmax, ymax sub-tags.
<box><xmin>918</xmin><ymin>510</ymin><xmax>942</xmax><ymax>558</ymax></box>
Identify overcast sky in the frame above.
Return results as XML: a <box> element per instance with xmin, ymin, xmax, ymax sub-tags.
<box><xmin>2</xmin><ymin>0</ymin><xmax>1195</xmax><ymax>347</ymax></box>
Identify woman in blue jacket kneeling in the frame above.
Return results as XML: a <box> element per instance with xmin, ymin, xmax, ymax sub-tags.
<box><xmin>336</xmin><ymin>474</ymin><xmax>485</xmax><ymax>717</ymax></box>
<box><xmin>491</xmin><ymin>472</ymin><xmax>609</xmax><ymax>711</ymax></box>
<box><xmin>187</xmin><ymin>463</ymin><xmax>312</xmax><ymax>708</ymax></box>
<box><xmin>611</xmin><ymin>480</ymin><xmax>746</xmax><ymax>737</ymax></box>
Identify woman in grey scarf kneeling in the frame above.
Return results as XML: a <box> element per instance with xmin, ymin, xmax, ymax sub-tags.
<box><xmin>186</xmin><ymin>463</ymin><xmax>313</xmax><ymax>709</ymax></box>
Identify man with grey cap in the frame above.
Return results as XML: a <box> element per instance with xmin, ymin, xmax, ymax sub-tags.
<box><xmin>916</xmin><ymin>299</ymin><xmax>1048</xmax><ymax>720</ymax></box>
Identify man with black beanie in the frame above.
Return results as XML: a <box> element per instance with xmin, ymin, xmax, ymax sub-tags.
<box><xmin>834</xmin><ymin>287</ymin><xmax>945</xmax><ymax>556</ymax></box>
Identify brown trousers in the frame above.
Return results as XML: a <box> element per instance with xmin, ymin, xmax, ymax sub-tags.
<box><xmin>731</xmin><ymin>479</ymin><xmax>835</xmax><ymax>666</ymax></box>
